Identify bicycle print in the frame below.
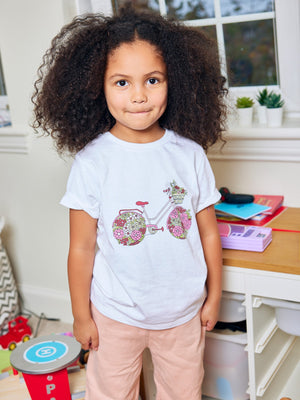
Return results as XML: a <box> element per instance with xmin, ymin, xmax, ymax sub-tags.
<box><xmin>112</xmin><ymin>180</ymin><xmax>192</xmax><ymax>246</ymax></box>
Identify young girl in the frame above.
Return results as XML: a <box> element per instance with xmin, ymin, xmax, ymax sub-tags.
<box><xmin>32</xmin><ymin>5</ymin><xmax>227</xmax><ymax>400</ymax></box>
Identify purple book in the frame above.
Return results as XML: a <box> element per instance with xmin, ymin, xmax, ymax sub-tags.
<box><xmin>218</xmin><ymin>223</ymin><xmax>272</xmax><ymax>252</ymax></box>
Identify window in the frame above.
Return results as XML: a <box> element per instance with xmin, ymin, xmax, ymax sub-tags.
<box><xmin>113</xmin><ymin>0</ymin><xmax>278</xmax><ymax>89</ymax></box>
<box><xmin>0</xmin><ymin>51</ymin><xmax>11</xmax><ymax>128</ymax></box>
<box><xmin>78</xmin><ymin>0</ymin><xmax>300</xmax><ymax>118</ymax></box>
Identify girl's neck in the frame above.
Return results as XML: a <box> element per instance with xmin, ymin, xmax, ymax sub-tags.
<box><xmin>109</xmin><ymin>124</ymin><xmax>165</xmax><ymax>144</ymax></box>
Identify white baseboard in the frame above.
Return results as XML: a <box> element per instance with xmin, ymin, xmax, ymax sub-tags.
<box><xmin>18</xmin><ymin>283</ymin><xmax>73</xmax><ymax>323</ymax></box>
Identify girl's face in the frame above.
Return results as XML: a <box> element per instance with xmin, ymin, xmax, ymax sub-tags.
<box><xmin>104</xmin><ymin>40</ymin><xmax>168</xmax><ymax>143</ymax></box>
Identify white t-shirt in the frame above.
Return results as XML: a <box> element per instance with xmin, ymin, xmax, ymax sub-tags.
<box><xmin>61</xmin><ymin>129</ymin><xmax>220</xmax><ymax>329</ymax></box>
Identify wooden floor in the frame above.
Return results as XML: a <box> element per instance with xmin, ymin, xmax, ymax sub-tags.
<box><xmin>0</xmin><ymin>368</ymin><xmax>86</xmax><ymax>400</ymax></box>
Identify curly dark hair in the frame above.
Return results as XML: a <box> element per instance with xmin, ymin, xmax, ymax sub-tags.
<box><xmin>32</xmin><ymin>4</ymin><xmax>227</xmax><ymax>154</ymax></box>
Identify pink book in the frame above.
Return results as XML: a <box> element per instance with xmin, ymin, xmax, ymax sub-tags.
<box><xmin>218</xmin><ymin>223</ymin><xmax>272</xmax><ymax>252</ymax></box>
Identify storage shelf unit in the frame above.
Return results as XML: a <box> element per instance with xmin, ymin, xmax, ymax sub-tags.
<box><xmin>255</xmin><ymin>338</ymin><xmax>300</xmax><ymax>400</ymax></box>
<box><xmin>256</xmin><ymin>334</ymin><xmax>296</xmax><ymax>396</ymax></box>
<box><xmin>254</xmin><ymin>317</ymin><xmax>277</xmax><ymax>354</ymax></box>
<box><xmin>222</xmin><ymin>266</ymin><xmax>300</xmax><ymax>400</ymax></box>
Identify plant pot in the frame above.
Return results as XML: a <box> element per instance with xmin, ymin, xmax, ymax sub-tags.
<box><xmin>237</xmin><ymin>107</ymin><xmax>253</xmax><ymax>127</ymax></box>
<box><xmin>256</xmin><ymin>105</ymin><xmax>267</xmax><ymax>125</ymax></box>
<box><xmin>267</xmin><ymin>107</ymin><xmax>283</xmax><ymax>127</ymax></box>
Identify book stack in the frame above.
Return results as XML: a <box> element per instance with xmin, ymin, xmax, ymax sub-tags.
<box><xmin>215</xmin><ymin>194</ymin><xmax>285</xmax><ymax>227</ymax></box>
<box><xmin>218</xmin><ymin>223</ymin><xmax>272</xmax><ymax>252</ymax></box>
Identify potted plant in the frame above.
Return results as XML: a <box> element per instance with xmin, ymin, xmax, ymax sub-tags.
<box><xmin>236</xmin><ymin>96</ymin><xmax>255</xmax><ymax>127</ymax></box>
<box><xmin>265</xmin><ymin>93</ymin><xmax>285</xmax><ymax>127</ymax></box>
<box><xmin>256</xmin><ymin>88</ymin><xmax>271</xmax><ymax>125</ymax></box>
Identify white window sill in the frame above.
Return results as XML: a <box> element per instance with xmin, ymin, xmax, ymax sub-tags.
<box><xmin>208</xmin><ymin>118</ymin><xmax>300</xmax><ymax>162</ymax></box>
<box><xmin>1</xmin><ymin>120</ymin><xmax>299</xmax><ymax>161</ymax></box>
<box><xmin>0</xmin><ymin>125</ymin><xmax>30</xmax><ymax>153</ymax></box>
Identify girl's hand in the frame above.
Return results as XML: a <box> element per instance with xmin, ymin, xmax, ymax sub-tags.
<box><xmin>73</xmin><ymin>317</ymin><xmax>99</xmax><ymax>351</ymax></box>
<box><xmin>200</xmin><ymin>298</ymin><xmax>220</xmax><ymax>332</ymax></box>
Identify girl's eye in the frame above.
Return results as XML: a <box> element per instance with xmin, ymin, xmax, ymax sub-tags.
<box><xmin>148</xmin><ymin>78</ymin><xmax>158</xmax><ymax>85</ymax></box>
<box><xmin>116</xmin><ymin>80</ymin><xmax>128</xmax><ymax>87</ymax></box>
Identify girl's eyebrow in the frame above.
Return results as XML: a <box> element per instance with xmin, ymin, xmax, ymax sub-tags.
<box><xmin>145</xmin><ymin>70</ymin><xmax>166</xmax><ymax>78</ymax></box>
<box><xmin>108</xmin><ymin>70</ymin><xmax>166</xmax><ymax>80</ymax></box>
<box><xmin>107</xmin><ymin>73</ymin><xmax>130</xmax><ymax>80</ymax></box>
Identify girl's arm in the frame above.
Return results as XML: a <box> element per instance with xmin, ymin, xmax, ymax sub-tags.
<box><xmin>68</xmin><ymin>209</ymin><xmax>99</xmax><ymax>350</ymax></box>
<box><xmin>196</xmin><ymin>204</ymin><xmax>223</xmax><ymax>331</ymax></box>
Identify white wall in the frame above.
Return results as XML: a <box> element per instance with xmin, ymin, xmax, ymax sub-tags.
<box><xmin>0</xmin><ymin>0</ymin><xmax>76</xmax><ymax>322</ymax></box>
<box><xmin>0</xmin><ymin>0</ymin><xmax>299</xmax><ymax>323</ymax></box>
<box><xmin>211</xmin><ymin>160</ymin><xmax>300</xmax><ymax>206</ymax></box>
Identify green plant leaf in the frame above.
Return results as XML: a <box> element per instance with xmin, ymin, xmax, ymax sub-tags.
<box><xmin>236</xmin><ymin>96</ymin><xmax>255</xmax><ymax>108</ymax></box>
<box><xmin>265</xmin><ymin>93</ymin><xmax>285</xmax><ymax>108</ymax></box>
<box><xmin>256</xmin><ymin>88</ymin><xmax>270</xmax><ymax>105</ymax></box>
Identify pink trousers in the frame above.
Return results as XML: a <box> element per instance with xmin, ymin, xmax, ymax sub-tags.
<box><xmin>85</xmin><ymin>304</ymin><xmax>206</xmax><ymax>400</ymax></box>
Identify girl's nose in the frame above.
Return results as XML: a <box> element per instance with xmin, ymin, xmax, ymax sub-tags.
<box><xmin>131</xmin><ymin>86</ymin><xmax>147</xmax><ymax>103</ymax></box>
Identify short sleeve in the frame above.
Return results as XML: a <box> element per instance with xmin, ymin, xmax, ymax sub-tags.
<box><xmin>60</xmin><ymin>156</ymin><xmax>100</xmax><ymax>219</ymax></box>
<box><xmin>195</xmin><ymin>150</ymin><xmax>221</xmax><ymax>213</ymax></box>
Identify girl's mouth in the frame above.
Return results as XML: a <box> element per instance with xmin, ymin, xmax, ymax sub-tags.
<box><xmin>128</xmin><ymin>109</ymin><xmax>151</xmax><ymax>114</ymax></box>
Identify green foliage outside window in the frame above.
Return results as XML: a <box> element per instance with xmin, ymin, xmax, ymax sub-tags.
<box><xmin>0</xmin><ymin>53</ymin><xmax>7</xmax><ymax>96</ymax></box>
<box><xmin>224</xmin><ymin>19</ymin><xmax>277</xmax><ymax>87</ymax></box>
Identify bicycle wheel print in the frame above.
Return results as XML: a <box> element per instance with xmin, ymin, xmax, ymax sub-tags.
<box><xmin>112</xmin><ymin>211</ymin><xmax>146</xmax><ymax>246</ymax></box>
<box><xmin>167</xmin><ymin>206</ymin><xmax>192</xmax><ymax>239</ymax></box>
